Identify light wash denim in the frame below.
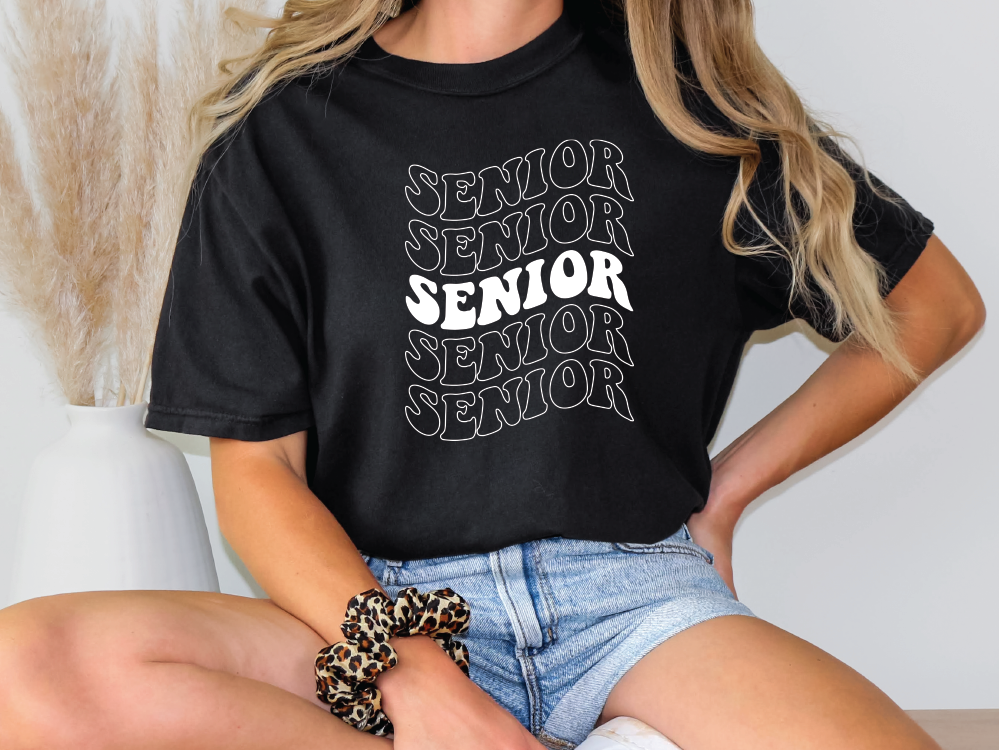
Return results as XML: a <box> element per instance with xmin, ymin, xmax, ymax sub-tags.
<box><xmin>361</xmin><ymin>522</ymin><xmax>756</xmax><ymax>749</ymax></box>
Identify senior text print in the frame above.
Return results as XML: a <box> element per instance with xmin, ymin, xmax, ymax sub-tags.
<box><xmin>403</xmin><ymin>138</ymin><xmax>636</xmax><ymax>441</ymax></box>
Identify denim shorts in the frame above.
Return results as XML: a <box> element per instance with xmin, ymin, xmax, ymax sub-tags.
<box><xmin>361</xmin><ymin>522</ymin><xmax>757</xmax><ymax>749</ymax></box>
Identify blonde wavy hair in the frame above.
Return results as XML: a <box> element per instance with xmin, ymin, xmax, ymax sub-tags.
<box><xmin>183</xmin><ymin>0</ymin><xmax>923</xmax><ymax>386</ymax></box>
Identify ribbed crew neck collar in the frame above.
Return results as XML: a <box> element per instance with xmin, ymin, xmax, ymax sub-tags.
<box><xmin>352</xmin><ymin>4</ymin><xmax>585</xmax><ymax>96</ymax></box>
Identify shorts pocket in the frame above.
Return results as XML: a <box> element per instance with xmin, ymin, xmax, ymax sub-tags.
<box><xmin>613</xmin><ymin>523</ymin><xmax>714</xmax><ymax>565</ymax></box>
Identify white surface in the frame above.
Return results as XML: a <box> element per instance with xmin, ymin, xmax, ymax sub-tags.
<box><xmin>9</xmin><ymin>402</ymin><xmax>219</xmax><ymax>603</ymax></box>
<box><xmin>0</xmin><ymin>0</ymin><xmax>995</xmax><ymax>712</ymax></box>
<box><xmin>578</xmin><ymin>716</ymin><xmax>682</xmax><ymax>749</ymax></box>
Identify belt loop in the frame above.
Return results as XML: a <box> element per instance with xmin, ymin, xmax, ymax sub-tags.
<box><xmin>489</xmin><ymin>547</ymin><xmax>545</xmax><ymax>651</ymax></box>
<box><xmin>380</xmin><ymin>559</ymin><xmax>404</xmax><ymax>587</ymax></box>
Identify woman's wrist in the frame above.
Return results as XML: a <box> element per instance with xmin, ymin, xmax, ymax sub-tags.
<box><xmin>708</xmin><ymin>440</ymin><xmax>772</xmax><ymax>524</ymax></box>
<box><xmin>375</xmin><ymin>633</ymin><xmax>466</xmax><ymax>713</ymax></box>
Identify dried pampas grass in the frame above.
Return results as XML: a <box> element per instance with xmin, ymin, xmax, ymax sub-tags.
<box><xmin>0</xmin><ymin>0</ymin><xmax>120</xmax><ymax>407</ymax></box>
<box><xmin>0</xmin><ymin>0</ymin><xmax>267</xmax><ymax>407</ymax></box>
<box><xmin>113</xmin><ymin>0</ymin><xmax>269</xmax><ymax>407</ymax></box>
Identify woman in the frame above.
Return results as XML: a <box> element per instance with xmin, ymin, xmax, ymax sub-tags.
<box><xmin>0</xmin><ymin>0</ymin><xmax>984</xmax><ymax>748</ymax></box>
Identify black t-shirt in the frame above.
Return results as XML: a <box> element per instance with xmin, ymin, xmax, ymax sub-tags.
<box><xmin>144</xmin><ymin>1</ymin><xmax>934</xmax><ymax>559</ymax></box>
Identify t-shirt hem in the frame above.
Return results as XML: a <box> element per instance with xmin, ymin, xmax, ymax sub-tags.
<box><xmin>144</xmin><ymin>404</ymin><xmax>314</xmax><ymax>442</ymax></box>
<box><xmin>735</xmin><ymin>212</ymin><xmax>935</xmax><ymax>343</ymax></box>
<box><xmin>812</xmin><ymin>213</ymin><xmax>935</xmax><ymax>343</ymax></box>
<box><xmin>878</xmin><ymin>214</ymin><xmax>935</xmax><ymax>297</ymax></box>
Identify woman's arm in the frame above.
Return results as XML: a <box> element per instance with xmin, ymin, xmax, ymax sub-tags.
<box><xmin>690</xmin><ymin>233</ymin><xmax>987</xmax><ymax>594</ymax></box>
<box><xmin>209</xmin><ymin>432</ymin><xmax>464</xmax><ymax>705</ymax></box>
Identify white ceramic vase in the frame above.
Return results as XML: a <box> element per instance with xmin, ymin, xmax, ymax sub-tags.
<box><xmin>9</xmin><ymin>400</ymin><xmax>219</xmax><ymax>604</ymax></box>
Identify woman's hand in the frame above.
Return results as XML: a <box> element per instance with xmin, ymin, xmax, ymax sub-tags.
<box><xmin>685</xmin><ymin>498</ymin><xmax>740</xmax><ymax>600</ymax></box>
<box><xmin>376</xmin><ymin>634</ymin><xmax>546</xmax><ymax>750</ymax></box>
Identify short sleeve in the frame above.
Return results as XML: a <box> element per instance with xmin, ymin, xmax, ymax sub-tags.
<box><xmin>144</xmin><ymin>122</ymin><xmax>314</xmax><ymax>441</ymax></box>
<box><xmin>733</xmin><ymin>136</ymin><xmax>935</xmax><ymax>342</ymax></box>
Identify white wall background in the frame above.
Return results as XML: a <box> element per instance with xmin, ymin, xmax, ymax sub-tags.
<box><xmin>0</xmin><ymin>0</ymin><xmax>996</xmax><ymax>711</ymax></box>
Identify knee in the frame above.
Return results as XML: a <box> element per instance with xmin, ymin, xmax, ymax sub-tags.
<box><xmin>0</xmin><ymin>595</ymin><xmax>128</xmax><ymax>748</ymax></box>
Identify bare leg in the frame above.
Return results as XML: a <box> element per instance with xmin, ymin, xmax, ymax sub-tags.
<box><xmin>0</xmin><ymin>590</ymin><xmax>393</xmax><ymax>750</ymax></box>
<box><xmin>596</xmin><ymin>615</ymin><xmax>941</xmax><ymax>750</ymax></box>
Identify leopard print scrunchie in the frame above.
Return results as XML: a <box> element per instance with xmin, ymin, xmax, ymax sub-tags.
<box><xmin>315</xmin><ymin>586</ymin><xmax>471</xmax><ymax>735</ymax></box>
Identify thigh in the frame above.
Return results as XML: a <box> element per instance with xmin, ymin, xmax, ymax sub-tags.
<box><xmin>596</xmin><ymin>614</ymin><xmax>941</xmax><ymax>750</ymax></box>
<box><xmin>529</xmin><ymin>524</ymin><xmax>756</xmax><ymax>746</ymax></box>
<box><xmin>0</xmin><ymin>589</ymin><xmax>330</xmax><ymax>711</ymax></box>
